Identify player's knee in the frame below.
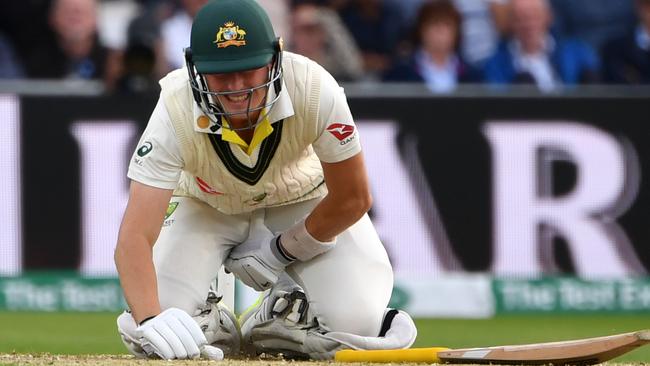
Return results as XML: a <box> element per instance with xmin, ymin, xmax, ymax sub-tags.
<box><xmin>317</xmin><ymin>297</ymin><xmax>386</xmax><ymax>336</ymax></box>
<box><xmin>156</xmin><ymin>273</ymin><xmax>205</xmax><ymax>313</ymax></box>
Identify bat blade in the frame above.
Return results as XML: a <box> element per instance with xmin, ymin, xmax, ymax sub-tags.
<box><xmin>438</xmin><ymin>329</ymin><xmax>650</xmax><ymax>365</ymax></box>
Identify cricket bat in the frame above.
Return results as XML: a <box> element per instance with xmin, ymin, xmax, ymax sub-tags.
<box><xmin>334</xmin><ymin>329</ymin><xmax>650</xmax><ymax>365</ymax></box>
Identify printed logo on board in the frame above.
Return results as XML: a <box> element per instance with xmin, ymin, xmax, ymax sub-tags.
<box><xmin>326</xmin><ymin>123</ymin><xmax>355</xmax><ymax>141</ymax></box>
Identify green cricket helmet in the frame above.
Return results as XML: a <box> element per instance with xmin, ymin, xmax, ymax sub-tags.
<box><xmin>184</xmin><ymin>0</ymin><xmax>283</xmax><ymax>130</ymax></box>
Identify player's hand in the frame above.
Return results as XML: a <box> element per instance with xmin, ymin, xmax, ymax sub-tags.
<box><xmin>224</xmin><ymin>212</ymin><xmax>294</xmax><ymax>291</ymax></box>
<box><xmin>136</xmin><ymin>308</ymin><xmax>208</xmax><ymax>360</ymax></box>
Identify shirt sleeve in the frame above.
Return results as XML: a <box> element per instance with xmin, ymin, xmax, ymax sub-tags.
<box><xmin>127</xmin><ymin>97</ymin><xmax>184</xmax><ymax>189</ymax></box>
<box><xmin>311</xmin><ymin>67</ymin><xmax>362</xmax><ymax>163</ymax></box>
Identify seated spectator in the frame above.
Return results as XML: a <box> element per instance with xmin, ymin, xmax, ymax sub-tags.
<box><xmin>258</xmin><ymin>0</ymin><xmax>292</xmax><ymax>47</ymax></box>
<box><xmin>120</xmin><ymin>0</ymin><xmax>176</xmax><ymax>87</ymax></box>
<box><xmin>453</xmin><ymin>0</ymin><xmax>511</xmax><ymax>67</ymax></box>
<box><xmin>161</xmin><ymin>0</ymin><xmax>208</xmax><ymax>71</ymax></box>
<box><xmin>114</xmin><ymin>24</ymin><xmax>161</xmax><ymax>94</ymax></box>
<box><xmin>290</xmin><ymin>1</ymin><xmax>364</xmax><ymax>81</ymax></box>
<box><xmin>550</xmin><ymin>0</ymin><xmax>636</xmax><ymax>54</ymax></box>
<box><xmin>383</xmin><ymin>0</ymin><xmax>480</xmax><ymax>93</ymax></box>
<box><xmin>339</xmin><ymin>0</ymin><xmax>409</xmax><ymax>78</ymax></box>
<box><xmin>483</xmin><ymin>0</ymin><xmax>600</xmax><ymax>92</ymax></box>
<box><xmin>602</xmin><ymin>0</ymin><xmax>650</xmax><ymax>84</ymax></box>
<box><xmin>25</xmin><ymin>0</ymin><xmax>108</xmax><ymax>79</ymax></box>
<box><xmin>0</xmin><ymin>0</ymin><xmax>51</xmax><ymax>78</ymax></box>
<box><xmin>0</xmin><ymin>32</ymin><xmax>24</xmax><ymax>79</ymax></box>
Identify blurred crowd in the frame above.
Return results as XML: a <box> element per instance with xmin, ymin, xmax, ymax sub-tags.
<box><xmin>1</xmin><ymin>0</ymin><xmax>649</xmax><ymax>93</ymax></box>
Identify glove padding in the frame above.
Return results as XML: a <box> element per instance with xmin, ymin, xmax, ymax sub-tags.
<box><xmin>242</xmin><ymin>287</ymin><xmax>417</xmax><ymax>360</ymax></box>
<box><xmin>137</xmin><ymin>307</ymin><xmax>208</xmax><ymax>360</ymax></box>
<box><xmin>194</xmin><ymin>291</ymin><xmax>242</xmax><ymax>356</ymax></box>
<box><xmin>225</xmin><ymin>212</ymin><xmax>293</xmax><ymax>291</ymax></box>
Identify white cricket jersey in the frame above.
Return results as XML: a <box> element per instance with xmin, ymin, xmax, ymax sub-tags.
<box><xmin>127</xmin><ymin>52</ymin><xmax>361</xmax><ymax>214</ymax></box>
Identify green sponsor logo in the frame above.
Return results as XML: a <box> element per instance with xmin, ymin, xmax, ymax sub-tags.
<box><xmin>165</xmin><ymin>202</ymin><xmax>179</xmax><ymax>219</ymax></box>
<box><xmin>137</xmin><ymin>141</ymin><xmax>153</xmax><ymax>157</ymax></box>
<box><xmin>493</xmin><ymin>277</ymin><xmax>650</xmax><ymax>314</ymax></box>
<box><xmin>252</xmin><ymin>193</ymin><xmax>267</xmax><ymax>202</ymax></box>
<box><xmin>0</xmin><ymin>273</ymin><xmax>126</xmax><ymax>312</ymax></box>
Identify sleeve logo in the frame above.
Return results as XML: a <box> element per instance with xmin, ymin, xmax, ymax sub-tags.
<box><xmin>326</xmin><ymin>123</ymin><xmax>355</xmax><ymax>141</ymax></box>
<box><xmin>137</xmin><ymin>141</ymin><xmax>153</xmax><ymax>157</ymax></box>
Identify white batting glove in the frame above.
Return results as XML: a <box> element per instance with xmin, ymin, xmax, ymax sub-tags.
<box><xmin>137</xmin><ymin>308</ymin><xmax>209</xmax><ymax>360</ymax></box>
<box><xmin>224</xmin><ymin>213</ymin><xmax>294</xmax><ymax>291</ymax></box>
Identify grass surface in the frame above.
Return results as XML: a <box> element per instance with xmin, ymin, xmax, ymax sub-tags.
<box><xmin>1</xmin><ymin>312</ymin><xmax>649</xmax><ymax>362</ymax></box>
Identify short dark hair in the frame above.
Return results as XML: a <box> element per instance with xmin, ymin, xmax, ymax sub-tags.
<box><xmin>414</xmin><ymin>0</ymin><xmax>462</xmax><ymax>48</ymax></box>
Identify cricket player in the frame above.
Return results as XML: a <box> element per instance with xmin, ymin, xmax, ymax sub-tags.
<box><xmin>114</xmin><ymin>0</ymin><xmax>417</xmax><ymax>360</ymax></box>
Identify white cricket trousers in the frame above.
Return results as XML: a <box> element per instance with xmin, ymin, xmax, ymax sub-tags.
<box><xmin>153</xmin><ymin>196</ymin><xmax>394</xmax><ymax>337</ymax></box>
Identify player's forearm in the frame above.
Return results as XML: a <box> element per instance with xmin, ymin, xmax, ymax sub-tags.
<box><xmin>115</xmin><ymin>236</ymin><xmax>161</xmax><ymax>324</ymax></box>
<box><xmin>306</xmin><ymin>153</ymin><xmax>373</xmax><ymax>241</ymax></box>
<box><xmin>305</xmin><ymin>190</ymin><xmax>372</xmax><ymax>242</ymax></box>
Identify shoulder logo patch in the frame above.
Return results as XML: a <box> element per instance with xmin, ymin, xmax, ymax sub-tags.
<box><xmin>137</xmin><ymin>141</ymin><xmax>153</xmax><ymax>157</ymax></box>
<box><xmin>326</xmin><ymin>123</ymin><xmax>355</xmax><ymax>141</ymax></box>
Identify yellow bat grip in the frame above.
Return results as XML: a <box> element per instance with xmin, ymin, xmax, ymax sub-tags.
<box><xmin>335</xmin><ymin>347</ymin><xmax>450</xmax><ymax>363</ymax></box>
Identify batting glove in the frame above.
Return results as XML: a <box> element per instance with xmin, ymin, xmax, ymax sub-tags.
<box><xmin>224</xmin><ymin>213</ymin><xmax>294</xmax><ymax>291</ymax></box>
<box><xmin>137</xmin><ymin>308</ymin><xmax>209</xmax><ymax>360</ymax></box>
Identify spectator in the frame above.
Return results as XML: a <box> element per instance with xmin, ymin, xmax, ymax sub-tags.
<box><xmin>453</xmin><ymin>0</ymin><xmax>511</xmax><ymax>67</ymax></box>
<box><xmin>23</xmin><ymin>0</ymin><xmax>109</xmax><ymax>79</ymax></box>
<box><xmin>258</xmin><ymin>0</ymin><xmax>292</xmax><ymax>46</ymax></box>
<box><xmin>550</xmin><ymin>0</ymin><xmax>636</xmax><ymax>54</ymax></box>
<box><xmin>120</xmin><ymin>0</ymin><xmax>176</xmax><ymax>89</ymax></box>
<box><xmin>390</xmin><ymin>0</ymin><xmax>510</xmax><ymax>67</ymax></box>
<box><xmin>114</xmin><ymin>22</ymin><xmax>161</xmax><ymax>94</ymax></box>
<box><xmin>339</xmin><ymin>0</ymin><xmax>409</xmax><ymax>78</ymax></box>
<box><xmin>290</xmin><ymin>1</ymin><xmax>364</xmax><ymax>81</ymax></box>
<box><xmin>161</xmin><ymin>0</ymin><xmax>208</xmax><ymax>71</ymax></box>
<box><xmin>0</xmin><ymin>32</ymin><xmax>24</xmax><ymax>79</ymax></box>
<box><xmin>602</xmin><ymin>0</ymin><xmax>650</xmax><ymax>84</ymax></box>
<box><xmin>96</xmin><ymin>0</ymin><xmax>143</xmax><ymax>89</ymax></box>
<box><xmin>0</xmin><ymin>0</ymin><xmax>51</xmax><ymax>77</ymax></box>
<box><xmin>483</xmin><ymin>0</ymin><xmax>600</xmax><ymax>92</ymax></box>
<box><xmin>383</xmin><ymin>0</ymin><xmax>480</xmax><ymax>92</ymax></box>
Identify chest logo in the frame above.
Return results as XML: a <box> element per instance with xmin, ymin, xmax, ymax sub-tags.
<box><xmin>165</xmin><ymin>202</ymin><xmax>179</xmax><ymax>219</ymax></box>
<box><xmin>196</xmin><ymin>176</ymin><xmax>224</xmax><ymax>195</ymax></box>
<box><xmin>326</xmin><ymin>123</ymin><xmax>355</xmax><ymax>141</ymax></box>
<box><xmin>214</xmin><ymin>21</ymin><xmax>247</xmax><ymax>48</ymax></box>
